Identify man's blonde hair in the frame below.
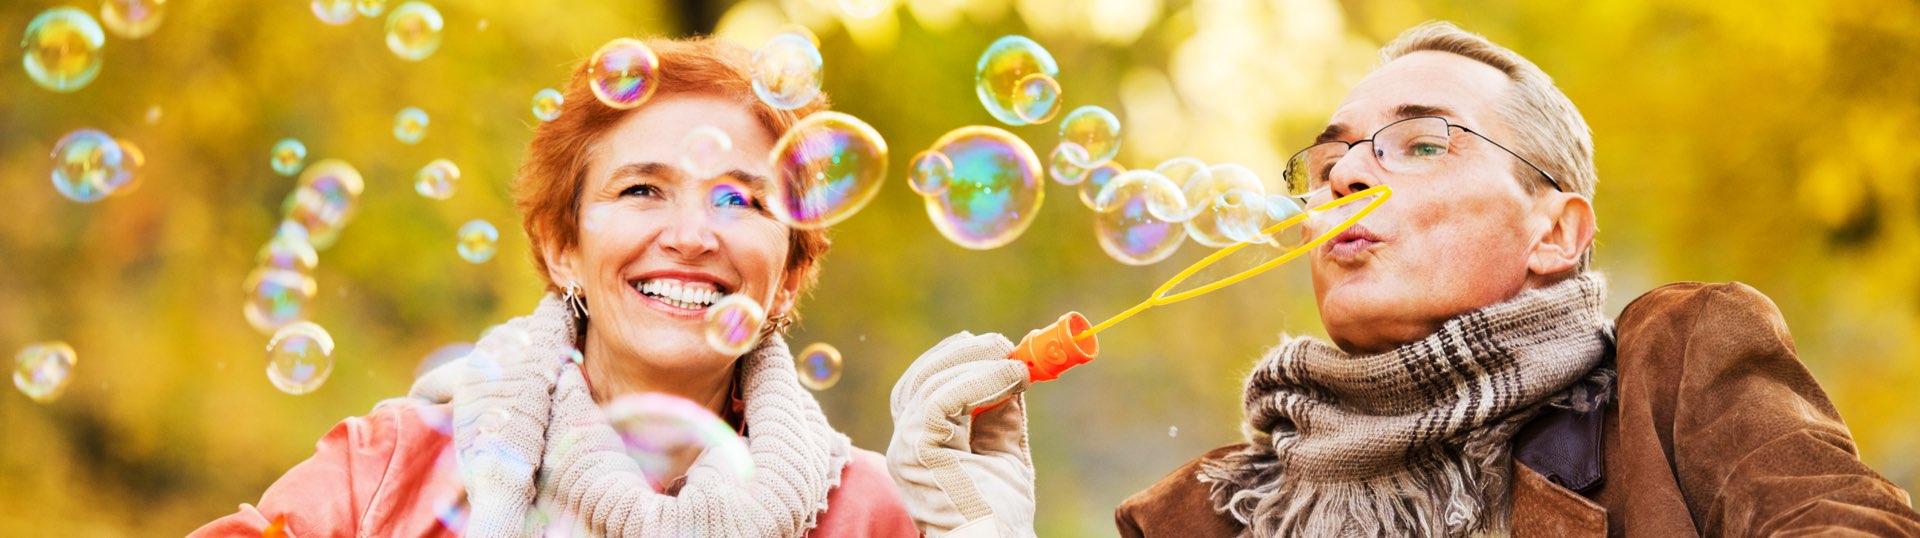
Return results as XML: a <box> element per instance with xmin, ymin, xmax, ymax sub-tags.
<box><xmin>1382</xmin><ymin>21</ymin><xmax>1596</xmax><ymax>271</ymax></box>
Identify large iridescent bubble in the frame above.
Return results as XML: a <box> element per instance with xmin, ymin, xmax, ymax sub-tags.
<box><xmin>588</xmin><ymin>38</ymin><xmax>661</xmax><ymax>110</ymax></box>
<box><xmin>22</xmin><ymin>8</ymin><xmax>106</xmax><ymax>93</ymax></box>
<box><xmin>921</xmin><ymin>126</ymin><xmax>1045</xmax><ymax>250</ymax></box>
<box><xmin>266</xmin><ymin>321</ymin><xmax>335</xmax><ymax>395</ymax></box>
<box><xmin>13</xmin><ymin>342</ymin><xmax>77</xmax><ymax>404</ymax></box>
<box><xmin>768</xmin><ymin>112</ymin><xmax>888</xmax><ymax>229</ymax></box>
<box><xmin>1095</xmin><ymin>170</ymin><xmax>1188</xmax><ymax>265</ymax></box>
<box><xmin>281</xmin><ymin>159</ymin><xmax>365</xmax><ymax>250</ymax></box>
<box><xmin>50</xmin><ymin>129</ymin><xmax>131</xmax><ymax>203</ymax></box>
<box><xmin>974</xmin><ymin>36</ymin><xmax>1059</xmax><ymax>127</ymax></box>
<box><xmin>602</xmin><ymin>393</ymin><xmax>754</xmax><ymax>490</ymax></box>
<box><xmin>750</xmin><ymin>31</ymin><xmax>824</xmax><ymax>111</ymax></box>
<box><xmin>384</xmin><ymin>2</ymin><xmax>444</xmax><ymax>61</ymax></box>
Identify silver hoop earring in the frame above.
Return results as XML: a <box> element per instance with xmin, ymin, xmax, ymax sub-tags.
<box><xmin>563</xmin><ymin>281</ymin><xmax>590</xmax><ymax>321</ymax></box>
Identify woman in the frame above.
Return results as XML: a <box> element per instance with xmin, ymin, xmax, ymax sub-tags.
<box><xmin>194</xmin><ymin>37</ymin><xmax>915</xmax><ymax>537</ymax></box>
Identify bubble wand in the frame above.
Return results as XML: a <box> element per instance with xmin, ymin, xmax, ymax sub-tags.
<box><xmin>1000</xmin><ymin>185</ymin><xmax>1394</xmax><ymax>385</ymax></box>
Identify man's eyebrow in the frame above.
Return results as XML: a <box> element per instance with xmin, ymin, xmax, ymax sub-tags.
<box><xmin>1313</xmin><ymin>103</ymin><xmax>1460</xmax><ymax>145</ymax></box>
<box><xmin>1313</xmin><ymin>123</ymin><xmax>1351</xmax><ymax>145</ymax></box>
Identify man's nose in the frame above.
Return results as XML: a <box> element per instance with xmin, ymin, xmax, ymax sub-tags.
<box><xmin>1327</xmin><ymin>144</ymin><xmax>1384</xmax><ymax>199</ymax></box>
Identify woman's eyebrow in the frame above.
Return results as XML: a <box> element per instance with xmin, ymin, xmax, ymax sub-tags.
<box><xmin>608</xmin><ymin>161</ymin><xmax>676</xmax><ymax>182</ymax></box>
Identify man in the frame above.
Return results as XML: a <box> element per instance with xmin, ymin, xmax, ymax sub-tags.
<box><xmin>886</xmin><ymin>21</ymin><xmax>1920</xmax><ymax>537</ymax></box>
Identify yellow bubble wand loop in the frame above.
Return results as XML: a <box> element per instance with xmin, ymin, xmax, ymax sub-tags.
<box><xmin>1001</xmin><ymin>185</ymin><xmax>1394</xmax><ymax>389</ymax></box>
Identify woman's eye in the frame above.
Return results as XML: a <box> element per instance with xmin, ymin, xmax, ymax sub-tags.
<box><xmin>620</xmin><ymin>184</ymin><xmax>660</xmax><ymax>198</ymax></box>
<box><xmin>708</xmin><ymin>185</ymin><xmax>764</xmax><ymax>210</ymax></box>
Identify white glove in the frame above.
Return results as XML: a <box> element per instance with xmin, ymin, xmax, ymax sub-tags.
<box><xmin>887</xmin><ymin>332</ymin><xmax>1038</xmax><ymax>538</ymax></box>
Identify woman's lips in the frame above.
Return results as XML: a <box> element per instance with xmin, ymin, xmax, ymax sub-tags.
<box><xmin>631</xmin><ymin>284</ymin><xmax>708</xmax><ymax>320</ymax></box>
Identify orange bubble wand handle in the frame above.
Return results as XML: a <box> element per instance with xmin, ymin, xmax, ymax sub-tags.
<box><xmin>973</xmin><ymin>312</ymin><xmax>1100</xmax><ymax>417</ymax></box>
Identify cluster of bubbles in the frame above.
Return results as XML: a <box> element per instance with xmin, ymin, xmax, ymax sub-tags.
<box><xmin>602</xmin><ymin>392</ymin><xmax>755</xmax><ymax>491</ymax></box>
<box><xmin>309</xmin><ymin>0</ymin><xmax>445</xmax><ymax>61</ymax></box>
<box><xmin>50</xmin><ymin>128</ymin><xmax>144</xmax><ymax>203</ymax></box>
<box><xmin>13</xmin><ymin>342</ymin><xmax>78</xmax><ymax>403</ymax></box>
<box><xmin>1090</xmin><ymin>157</ymin><xmax>1315</xmax><ymax>265</ymax></box>
<box><xmin>795</xmin><ymin>342</ymin><xmax>843</xmax><ymax>391</ymax></box>
<box><xmin>265</xmin><ymin>321</ymin><xmax>336</xmax><ymax>395</ymax></box>
<box><xmin>703</xmin><ymin>295</ymin><xmax>768</xmax><ymax>356</ymax></box>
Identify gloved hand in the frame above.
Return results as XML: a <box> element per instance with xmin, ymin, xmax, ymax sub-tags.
<box><xmin>887</xmin><ymin>332</ymin><xmax>1038</xmax><ymax>538</ymax></box>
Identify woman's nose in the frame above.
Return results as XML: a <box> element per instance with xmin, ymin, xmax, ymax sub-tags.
<box><xmin>658</xmin><ymin>205</ymin><xmax>720</xmax><ymax>258</ymax></box>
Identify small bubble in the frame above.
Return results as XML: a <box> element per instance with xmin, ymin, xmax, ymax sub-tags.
<box><xmin>1076</xmin><ymin>161</ymin><xmax>1126</xmax><ymax>210</ymax></box>
<box><xmin>310</xmin><ymin>0</ymin><xmax>356</xmax><ymax>25</ymax></box>
<box><xmin>22</xmin><ymin>8</ymin><xmax>106</xmax><ymax>92</ymax></box>
<box><xmin>266</xmin><ymin>321</ymin><xmax>335</xmax><ymax>395</ymax></box>
<box><xmin>394</xmin><ymin>107</ymin><xmax>429</xmax><ymax>144</ymax></box>
<box><xmin>1059</xmin><ymin>106</ymin><xmax>1121</xmax><ymax>167</ymax></box>
<box><xmin>385</xmin><ymin>2</ymin><xmax>443</xmax><ymax>61</ymax></box>
<box><xmin>414</xmin><ymin>158</ymin><xmax>460</xmax><ymax>200</ymax></box>
<box><xmin>703</xmin><ymin>295</ymin><xmax>767</xmax><ymax>356</ymax></box>
<box><xmin>974</xmin><ymin>35</ymin><xmax>1058</xmax><ymax>127</ymax></box>
<box><xmin>1169</xmin><ymin>426</ymin><xmax>1178</xmax><ymax>438</ymax></box>
<box><xmin>456</xmin><ymin>219</ymin><xmax>498</xmax><ymax>263</ymax></box>
<box><xmin>1094</xmin><ymin>170</ymin><xmax>1187</xmax><ymax>265</ymax></box>
<box><xmin>13</xmin><ymin>342</ymin><xmax>77</xmax><ymax>403</ymax></box>
<box><xmin>101</xmin><ymin>0</ymin><xmax>166</xmax><ymax>39</ymax></box>
<box><xmin>1011</xmin><ymin>73</ymin><xmax>1062</xmax><ymax>124</ymax></box>
<box><xmin>906</xmin><ymin>150</ymin><xmax>952</xmax><ymax>196</ymax></box>
<box><xmin>1048</xmin><ymin>143</ymin><xmax>1091</xmax><ymax>186</ymax></box>
<box><xmin>243</xmin><ymin>267</ymin><xmax>318</xmax><ymax>334</ymax></box>
<box><xmin>679</xmin><ymin>126</ymin><xmax>734</xmax><ymax>180</ymax></box>
<box><xmin>50</xmin><ymin>129</ymin><xmax>131</xmax><ymax>203</ymax></box>
<box><xmin>271</xmin><ymin>138</ymin><xmax>308</xmax><ymax>176</ymax></box>
<box><xmin>531</xmin><ymin>88</ymin><xmax>563</xmax><ymax>122</ymax></box>
<box><xmin>603</xmin><ymin>393</ymin><xmax>754</xmax><ymax>490</ymax></box>
<box><xmin>281</xmin><ymin>159</ymin><xmax>365</xmax><ymax>250</ymax></box>
<box><xmin>750</xmin><ymin>32</ymin><xmax>824</xmax><ymax>111</ymax></box>
<box><xmin>795</xmin><ymin>342</ymin><xmax>842</xmax><ymax>391</ymax></box>
<box><xmin>355</xmin><ymin>0</ymin><xmax>386</xmax><ymax>17</ymax></box>
<box><xmin>587</xmin><ymin>38</ymin><xmax>661</xmax><ymax>110</ymax></box>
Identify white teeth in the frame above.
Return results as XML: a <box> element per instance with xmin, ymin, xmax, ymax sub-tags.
<box><xmin>634</xmin><ymin>277</ymin><xmax>724</xmax><ymax>309</ymax></box>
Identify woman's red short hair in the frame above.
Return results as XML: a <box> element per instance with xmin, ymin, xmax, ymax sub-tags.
<box><xmin>516</xmin><ymin>37</ymin><xmax>832</xmax><ymax>300</ymax></box>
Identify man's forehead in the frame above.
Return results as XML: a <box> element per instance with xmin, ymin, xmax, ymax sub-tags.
<box><xmin>1321</xmin><ymin>51</ymin><xmax>1512</xmax><ymax>140</ymax></box>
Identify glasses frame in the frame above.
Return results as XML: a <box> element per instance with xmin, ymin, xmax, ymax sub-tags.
<box><xmin>1286</xmin><ymin>115</ymin><xmax>1564</xmax><ymax>194</ymax></box>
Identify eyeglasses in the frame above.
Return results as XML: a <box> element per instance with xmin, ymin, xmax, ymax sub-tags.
<box><xmin>1281</xmin><ymin>116</ymin><xmax>1563</xmax><ymax>195</ymax></box>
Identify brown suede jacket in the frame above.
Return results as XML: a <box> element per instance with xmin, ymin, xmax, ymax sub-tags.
<box><xmin>1115</xmin><ymin>282</ymin><xmax>1920</xmax><ymax>537</ymax></box>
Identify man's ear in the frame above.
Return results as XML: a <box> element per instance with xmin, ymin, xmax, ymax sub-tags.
<box><xmin>1528</xmin><ymin>193</ymin><xmax>1596</xmax><ymax>276</ymax></box>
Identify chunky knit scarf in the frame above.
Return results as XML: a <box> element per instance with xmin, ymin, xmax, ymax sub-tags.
<box><xmin>407</xmin><ymin>295</ymin><xmax>852</xmax><ymax>537</ymax></box>
<box><xmin>1198</xmin><ymin>273</ymin><xmax>1613</xmax><ymax>537</ymax></box>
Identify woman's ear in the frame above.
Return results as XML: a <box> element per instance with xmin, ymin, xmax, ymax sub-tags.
<box><xmin>543</xmin><ymin>238</ymin><xmax>581</xmax><ymax>290</ymax></box>
<box><xmin>768</xmin><ymin>264</ymin><xmax>807</xmax><ymax>320</ymax></box>
<box><xmin>1527</xmin><ymin>193</ymin><xmax>1596</xmax><ymax>276</ymax></box>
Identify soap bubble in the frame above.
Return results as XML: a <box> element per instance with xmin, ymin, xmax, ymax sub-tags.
<box><xmin>1094</xmin><ymin>170</ymin><xmax>1187</xmax><ymax>265</ymax></box>
<box><xmin>1048</xmin><ymin>143</ymin><xmax>1091</xmax><ymax>186</ymax></box>
<box><xmin>974</xmin><ymin>36</ymin><xmax>1059</xmax><ymax>126</ymax></box>
<box><xmin>1211</xmin><ymin>189</ymin><xmax>1270</xmax><ymax>244</ymax></box>
<box><xmin>50</xmin><ymin>129</ymin><xmax>131</xmax><ymax>203</ymax></box>
<box><xmin>587</xmin><ymin>38</ymin><xmax>661</xmax><ymax>110</ymax></box>
<box><xmin>266</xmin><ymin>321</ymin><xmax>335</xmax><ymax>395</ymax></box>
<box><xmin>258</xmin><ymin>232</ymin><xmax>319</xmax><ymax>274</ymax></box>
<box><xmin>921</xmin><ymin>126</ymin><xmax>1045</xmax><ymax>250</ymax></box>
<box><xmin>282</xmin><ymin>159</ymin><xmax>365</xmax><ymax>250</ymax></box>
<box><xmin>385</xmin><ymin>2</ymin><xmax>444</xmax><ymax>61</ymax></box>
<box><xmin>906</xmin><ymin>150</ymin><xmax>952</xmax><ymax>196</ymax></box>
<box><xmin>1058</xmin><ymin>106</ymin><xmax>1121</xmax><ymax>167</ymax></box>
<box><xmin>750</xmin><ymin>32</ymin><xmax>824</xmax><ymax>111</ymax></box>
<box><xmin>355</xmin><ymin>0</ymin><xmax>386</xmax><ymax>16</ymax></box>
<box><xmin>456</xmin><ymin>219</ymin><xmax>498</xmax><ymax>263</ymax></box>
<box><xmin>270</xmin><ymin>138</ymin><xmax>307</xmax><ymax>176</ymax></box>
<box><xmin>14</xmin><ymin>342</ymin><xmax>77</xmax><ymax>403</ymax></box>
<box><xmin>1150</xmin><ymin>157</ymin><xmax>1208</xmax><ymax>221</ymax></box>
<box><xmin>768</xmin><ymin>111</ymin><xmax>889</xmax><ymax>229</ymax></box>
<box><xmin>1182</xmin><ymin>163</ymin><xmax>1264</xmax><ymax>247</ymax></box>
<box><xmin>394</xmin><ymin>107</ymin><xmax>429</xmax><ymax>144</ymax></box>
<box><xmin>1076</xmin><ymin>161</ymin><xmax>1125</xmax><ymax>210</ymax></box>
<box><xmin>243</xmin><ymin>267</ymin><xmax>318</xmax><ymax>334</ymax></box>
<box><xmin>310</xmin><ymin>0</ymin><xmax>356</xmax><ymax>25</ymax></box>
<box><xmin>531</xmin><ymin>88</ymin><xmax>563</xmax><ymax>122</ymax></box>
<box><xmin>1262</xmin><ymin>194</ymin><xmax>1309</xmax><ymax>249</ymax></box>
<box><xmin>108</xmin><ymin>137</ymin><xmax>146</xmax><ymax>197</ymax></box>
<box><xmin>602</xmin><ymin>393</ymin><xmax>754</xmax><ymax>491</ymax></box>
<box><xmin>795</xmin><ymin>342</ymin><xmax>843</xmax><ymax>391</ymax></box>
<box><xmin>1011</xmin><ymin>73</ymin><xmax>1062</xmax><ymax>124</ymax></box>
<box><xmin>101</xmin><ymin>0</ymin><xmax>165</xmax><ymax>39</ymax></box>
<box><xmin>679</xmin><ymin>125</ymin><xmax>733</xmax><ymax>180</ymax></box>
<box><xmin>415</xmin><ymin>158</ymin><xmax>460</xmax><ymax>200</ymax></box>
<box><xmin>21</xmin><ymin>8</ymin><xmax>105</xmax><ymax>92</ymax></box>
<box><xmin>703</xmin><ymin>294</ymin><xmax>767</xmax><ymax>356</ymax></box>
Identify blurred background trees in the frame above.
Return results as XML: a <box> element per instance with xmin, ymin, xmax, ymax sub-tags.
<box><xmin>3</xmin><ymin>0</ymin><xmax>1918</xmax><ymax>534</ymax></box>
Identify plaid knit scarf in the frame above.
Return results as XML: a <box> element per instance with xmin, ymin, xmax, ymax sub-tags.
<box><xmin>1198</xmin><ymin>273</ymin><xmax>1613</xmax><ymax>537</ymax></box>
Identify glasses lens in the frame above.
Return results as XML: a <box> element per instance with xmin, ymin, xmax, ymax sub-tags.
<box><xmin>1375</xmin><ymin>117</ymin><xmax>1451</xmax><ymax>173</ymax></box>
<box><xmin>1285</xmin><ymin>142</ymin><xmax>1347</xmax><ymax>196</ymax></box>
